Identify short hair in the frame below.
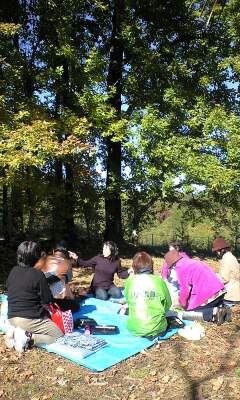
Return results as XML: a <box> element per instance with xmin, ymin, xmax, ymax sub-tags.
<box><xmin>17</xmin><ymin>241</ymin><xmax>41</xmax><ymax>268</ymax></box>
<box><xmin>103</xmin><ymin>241</ymin><xmax>119</xmax><ymax>261</ymax></box>
<box><xmin>132</xmin><ymin>251</ymin><xmax>153</xmax><ymax>274</ymax></box>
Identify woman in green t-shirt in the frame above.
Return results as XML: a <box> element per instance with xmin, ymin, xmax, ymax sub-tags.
<box><xmin>125</xmin><ymin>252</ymin><xmax>171</xmax><ymax>338</ymax></box>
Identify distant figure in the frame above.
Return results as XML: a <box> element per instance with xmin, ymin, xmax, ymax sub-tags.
<box><xmin>131</xmin><ymin>229</ymin><xmax>138</xmax><ymax>246</ymax></box>
<box><xmin>212</xmin><ymin>238</ymin><xmax>240</xmax><ymax>304</ymax></box>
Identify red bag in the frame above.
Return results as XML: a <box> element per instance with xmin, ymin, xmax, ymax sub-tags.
<box><xmin>47</xmin><ymin>303</ymin><xmax>73</xmax><ymax>334</ymax></box>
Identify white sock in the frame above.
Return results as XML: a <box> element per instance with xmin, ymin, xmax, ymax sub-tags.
<box><xmin>213</xmin><ymin>307</ymin><xmax>218</xmax><ymax>316</ymax></box>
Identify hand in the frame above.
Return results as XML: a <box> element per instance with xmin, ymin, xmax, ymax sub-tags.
<box><xmin>68</xmin><ymin>251</ymin><xmax>78</xmax><ymax>261</ymax></box>
<box><xmin>128</xmin><ymin>267</ymin><xmax>134</xmax><ymax>276</ymax></box>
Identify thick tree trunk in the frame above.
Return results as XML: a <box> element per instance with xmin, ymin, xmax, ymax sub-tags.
<box><xmin>2</xmin><ymin>185</ymin><xmax>9</xmax><ymax>240</ymax></box>
<box><xmin>11</xmin><ymin>184</ymin><xmax>24</xmax><ymax>239</ymax></box>
<box><xmin>104</xmin><ymin>0</ymin><xmax>124</xmax><ymax>242</ymax></box>
<box><xmin>52</xmin><ymin>159</ymin><xmax>65</xmax><ymax>242</ymax></box>
<box><xmin>64</xmin><ymin>162</ymin><xmax>76</xmax><ymax>243</ymax></box>
<box><xmin>62</xmin><ymin>61</ymin><xmax>76</xmax><ymax>243</ymax></box>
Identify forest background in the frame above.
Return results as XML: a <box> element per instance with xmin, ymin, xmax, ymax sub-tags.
<box><xmin>0</xmin><ymin>0</ymin><xmax>240</xmax><ymax>271</ymax></box>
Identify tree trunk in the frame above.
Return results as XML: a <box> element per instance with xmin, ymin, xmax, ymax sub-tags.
<box><xmin>62</xmin><ymin>60</ymin><xmax>76</xmax><ymax>243</ymax></box>
<box><xmin>11</xmin><ymin>184</ymin><xmax>24</xmax><ymax>240</ymax></box>
<box><xmin>52</xmin><ymin>159</ymin><xmax>65</xmax><ymax>242</ymax></box>
<box><xmin>64</xmin><ymin>162</ymin><xmax>76</xmax><ymax>243</ymax></box>
<box><xmin>2</xmin><ymin>185</ymin><xmax>9</xmax><ymax>240</ymax></box>
<box><xmin>104</xmin><ymin>0</ymin><xmax>124</xmax><ymax>242</ymax></box>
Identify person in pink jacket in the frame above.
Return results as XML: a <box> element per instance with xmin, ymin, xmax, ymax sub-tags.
<box><xmin>164</xmin><ymin>250</ymin><xmax>231</xmax><ymax>325</ymax></box>
<box><xmin>161</xmin><ymin>240</ymin><xmax>190</xmax><ymax>280</ymax></box>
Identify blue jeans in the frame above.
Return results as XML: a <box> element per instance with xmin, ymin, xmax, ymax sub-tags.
<box><xmin>95</xmin><ymin>285</ymin><xmax>122</xmax><ymax>301</ymax></box>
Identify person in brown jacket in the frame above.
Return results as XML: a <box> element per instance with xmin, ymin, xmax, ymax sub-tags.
<box><xmin>212</xmin><ymin>238</ymin><xmax>240</xmax><ymax>304</ymax></box>
<box><xmin>35</xmin><ymin>255</ymin><xmax>79</xmax><ymax>312</ymax></box>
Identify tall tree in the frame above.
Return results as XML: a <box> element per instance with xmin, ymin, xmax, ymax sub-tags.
<box><xmin>104</xmin><ymin>0</ymin><xmax>125</xmax><ymax>241</ymax></box>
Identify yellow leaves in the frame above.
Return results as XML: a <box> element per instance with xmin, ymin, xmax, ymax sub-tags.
<box><xmin>103</xmin><ymin>118</ymin><xmax>129</xmax><ymax>142</ymax></box>
<box><xmin>58</xmin><ymin>135</ymin><xmax>90</xmax><ymax>156</ymax></box>
<box><xmin>0</xmin><ymin>114</ymin><xmax>91</xmax><ymax>181</ymax></box>
<box><xmin>0</xmin><ymin>23</ymin><xmax>21</xmax><ymax>36</ymax></box>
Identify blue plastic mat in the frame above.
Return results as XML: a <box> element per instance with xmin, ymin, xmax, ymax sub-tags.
<box><xmin>40</xmin><ymin>297</ymin><xmax>180</xmax><ymax>371</ymax></box>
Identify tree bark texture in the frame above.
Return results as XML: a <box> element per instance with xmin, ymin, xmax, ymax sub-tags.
<box><xmin>104</xmin><ymin>0</ymin><xmax>124</xmax><ymax>242</ymax></box>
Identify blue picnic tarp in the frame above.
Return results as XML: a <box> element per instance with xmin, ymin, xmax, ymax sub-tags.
<box><xmin>1</xmin><ymin>295</ymin><xmax>183</xmax><ymax>372</ymax></box>
<box><xmin>40</xmin><ymin>297</ymin><xmax>180</xmax><ymax>371</ymax></box>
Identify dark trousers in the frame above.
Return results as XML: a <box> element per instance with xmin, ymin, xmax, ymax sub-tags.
<box><xmin>193</xmin><ymin>294</ymin><xmax>225</xmax><ymax>321</ymax></box>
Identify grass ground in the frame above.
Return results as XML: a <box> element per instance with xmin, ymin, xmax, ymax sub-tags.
<box><xmin>0</xmin><ymin>256</ymin><xmax>240</xmax><ymax>400</ymax></box>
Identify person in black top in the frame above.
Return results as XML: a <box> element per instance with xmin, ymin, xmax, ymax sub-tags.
<box><xmin>6</xmin><ymin>241</ymin><xmax>63</xmax><ymax>352</ymax></box>
<box><xmin>70</xmin><ymin>241</ymin><xmax>129</xmax><ymax>300</ymax></box>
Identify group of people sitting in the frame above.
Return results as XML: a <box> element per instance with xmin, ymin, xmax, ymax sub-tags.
<box><xmin>4</xmin><ymin>237</ymin><xmax>240</xmax><ymax>352</ymax></box>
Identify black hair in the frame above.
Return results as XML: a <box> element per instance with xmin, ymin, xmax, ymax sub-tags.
<box><xmin>103</xmin><ymin>241</ymin><xmax>119</xmax><ymax>261</ymax></box>
<box><xmin>17</xmin><ymin>241</ymin><xmax>42</xmax><ymax>268</ymax></box>
<box><xmin>54</xmin><ymin>241</ymin><xmax>69</xmax><ymax>259</ymax></box>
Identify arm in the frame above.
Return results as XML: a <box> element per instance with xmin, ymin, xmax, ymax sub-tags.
<box><xmin>177</xmin><ymin>272</ymin><xmax>191</xmax><ymax>309</ymax></box>
<box><xmin>157</xmin><ymin>277</ymin><xmax>172</xmax><ymax>311</ymax></box>
<box><xmin>39</xmin><ymin>273</ymin><xmax>53</xmax><ymax>305</ymax></box>
<box><xmin>163</xmin><ymin>281</ymin><xmax>172</xmax><ymax>311</ymax></box>
<box><xmin>124</xmin><ymin>277</ymin><xmax>130</xmax><ymax>302</ymax></box>
<box><xmin>218</xmin><ymin>259</ymin><xmax>231</xmax><ymax>284</ymax></box>
<box><xmin>77</xmin><ymin>256</ymin><xmax>98</xmax><ymax>268</ymax></box>
<box><xmin>161</xmin><ymin>261</ymin><xmax>169</xmax><ymax>280</ymax></box>
<box><xmin>116</xmin><ymin>259</ymin><xmax>129</xmax><ymax>279</ymax></box>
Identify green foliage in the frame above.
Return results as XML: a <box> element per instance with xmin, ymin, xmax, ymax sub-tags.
<box><xmin>1</xmin><ymin>0</ymin><xmax>240</xmax><ymax>243</ymax></box>
<box><xmin>139</xmin><ymin>201</ymin><xmax>240</xmax><ymax>252</ymax></box>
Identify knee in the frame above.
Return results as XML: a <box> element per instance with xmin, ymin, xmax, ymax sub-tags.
<box><xmin>109</xmin><ymin>286</ymin><xmax>122</xmax><ymax>298</ymax></box>
<box><xmin>95</xmin><ymin>288</ymin><xmax>108</xmax><ymax>301</ymax></box>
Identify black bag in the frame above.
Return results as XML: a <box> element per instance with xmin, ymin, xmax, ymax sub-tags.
<box><xmin>166</xmin><ymin>316</ymin><xmax>185</xmax><ymax>329</ymax></box>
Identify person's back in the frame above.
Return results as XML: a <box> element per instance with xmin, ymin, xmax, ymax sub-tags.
<box><xmin>125</xmin><ymin>274</ymin><xmax>171</xmax><ymax>337</ymax></box>
<box><xmin>219</xmin><ymin>251</ymin><xmax>240</xmax><ymax>301</ymax></box>
<box><xmin>175</xmin><ymin>257</ymin><xmax>224</xmax><ymax>310</ymax></box>
<box><xmin>125</xmin><ymin>251</ymin><xmax>171</xmax><ymax>337</ymax></box>
<box><xmin>6</xmin><ymin>241</ymin><xmax>63</xmax><ymax>352</ymax></box>
<box><xmin>212</xmin><ymin>238</ymin><xmax>240</xmax><ymax>302</ymax></box>
<box><xmin>7</xmin><ymin>266</ymin><xmax>49</xmax><ymax>319</ymax></box>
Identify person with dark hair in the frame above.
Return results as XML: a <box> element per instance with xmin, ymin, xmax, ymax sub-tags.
<box><xmin>124</xmin><ymin>251</ymin><xmax>172</xmax><ymax>338</ymax></box>
<box><xmin>212</xmin><ymin>238</ymin><xmax>240</xmax><ymax>304</ymax></box>
<box><xmin>72</xmin><ymin>241</ymin><xmax>129</xmax><ymax>300</ymax></box>
<box><xmin>53</xmin><ymin>241</ymin><xmax>76</xmax><ymax>283</ymax></box>
<box><xmin>164</xmin><ymin>250</ymin><xmax>231</xmax><ymax>324</ymax></box>
<box><xmin>6</xmin><ymin>241</ymin><xmax>63</xmax><ymax>352</ymax></box>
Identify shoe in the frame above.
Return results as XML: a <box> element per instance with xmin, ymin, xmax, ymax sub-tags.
<box><xmin>14</xmin><ymin>327</ymin><xmax>30</xmax><ymax>352</ymax></box>
<box><xmin>5</xmin><ymin>323</ymin><xmax>15</xmax><ymax>349</ymax></box>
<box><xmin>214</xmin><ymin>307</ymin><xmax>227</xmax><ymax>325</ymax></box>
<box><xmin>225</xmin><ymin>307</ymin><xmax>232</xmax><ymax>322</ymax></box>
